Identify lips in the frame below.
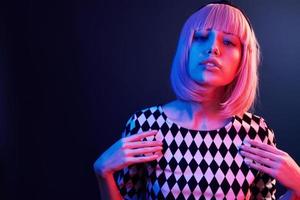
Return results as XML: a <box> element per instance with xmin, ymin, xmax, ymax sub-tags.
<box><xmin>200</xmin><ymin>59</ymin><xmax>220</xmax><ymax>69</ymax></box>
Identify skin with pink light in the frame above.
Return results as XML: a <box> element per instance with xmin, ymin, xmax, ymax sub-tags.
<box><xmin>93</xmin><ymin>4</ymin><xmax>300</xmax><ymax>200</ymax></box>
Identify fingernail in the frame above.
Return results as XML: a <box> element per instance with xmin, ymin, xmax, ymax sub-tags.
<box><xmin>243</xmin><ymin>139</ymin><xmax>249</xmax><ymax>144</ymax></box>
<box><xmin>244</xmin><ymin>160</ymin><xmax>251</xmax><ymax>165</ymax></box>
<box><xmin>243</xmin><ymin>140</ymin><xmax>251</xmax><ymax>147</ymax></box>
<box><xmin>155</xmin><ymin>152</ymin><xmax>163</xmax><ymax>157</ymax></box>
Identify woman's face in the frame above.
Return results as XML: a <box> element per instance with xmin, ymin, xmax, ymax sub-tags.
<box><xmin>188</xmin><ymin>28</ymin><xmax>242</xmax><ymax>88</ymax></box>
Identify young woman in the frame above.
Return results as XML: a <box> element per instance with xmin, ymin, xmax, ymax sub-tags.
<box><xmin>94</xmin><ymin>2</ymin><xmax>300</xmax><ymax>200</ymax></box>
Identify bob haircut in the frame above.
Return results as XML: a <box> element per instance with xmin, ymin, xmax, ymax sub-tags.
<box><xmin>170</xmin><ymin>3</ymin><xmax>260</xmax><ymax>117</ymax></box>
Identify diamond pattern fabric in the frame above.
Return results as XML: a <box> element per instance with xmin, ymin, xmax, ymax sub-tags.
<box><xmin>116</xmin><ymin>105</ymin><xmax>276</xmax><ymax>200</ymax></box>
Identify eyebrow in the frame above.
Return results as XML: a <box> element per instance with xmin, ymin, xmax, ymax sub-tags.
<box><xmin>200</xmin><ymin>28</ymin><xmax>237</xmax><ymax>36</ymax></box>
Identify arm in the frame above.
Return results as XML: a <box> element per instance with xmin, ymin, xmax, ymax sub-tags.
<box><xmin>240</xmin><ymin>139</ymin><xmax>300</xmax><ymax>199</ymax></box>
<box><xmin>96</xmin><ymin>172</ymin><xmax>122</xmax><ymax>200</ymax></box>
<box><xmin>279</xmin><ymin>190</ymin><xmax>300</xmax><ymax>200</ymax></box>
<box><xmin>93</xmin><ymin>130</ymin><xmax>162</xmax><ymax>199</ymax></box>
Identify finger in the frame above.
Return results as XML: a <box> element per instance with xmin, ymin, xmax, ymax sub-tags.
<box><xmin>240</xmin><ymin>150</ymin><xmax>276</xmax><ymax>167</ymax></box>
<box><xmin>240</xmin><ymin>145</ymin><xmax>279</xmax><ymax>161</ymax></box>
<box><xmin>125</xmin><ymin>140</ymin><xmax>163</xmax><ymax>149</ymax></box>
<box><xmin>127</xmin><ymin>146</ymin><xmax>162</xmax><ymax>156</ymax></box>
<box><xmin>128</xmin><ymin>154</ymin><xmax>160</xmax><ymax>164</ymax></box>
<box><xmin>245</xmin><ymin>160</ymin><xmax>275</xmax><ymax>177</ymax></box>
<box><xmin>245</xmin><ymin>139</ymin><xmax>285</xmax><ymax>155</ymax></box>
<box><xmin>144</xmin><ymin>150</ymin><xmax>163</xmax><ymax>157</ymax></box>
<box><xmin>124</xmin><ymin>130</ymin><xmax>158</xmax><ymax>142</ymax></box>
<box><xmin>153</xmin><ymin>150</ymin><xmax>163</xmax><ymax>156</ymax></box>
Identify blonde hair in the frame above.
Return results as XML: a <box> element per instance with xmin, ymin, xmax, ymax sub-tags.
<box><xmin>170</xmin><ymin>3</ymin><xmax>260</xmax><ymax>117</ymax></box>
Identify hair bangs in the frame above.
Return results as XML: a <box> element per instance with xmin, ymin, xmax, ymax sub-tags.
<box><xmin>189</xmin><ymin>4</ymin><xmax>251</xmax><ymax>44</ymax></box>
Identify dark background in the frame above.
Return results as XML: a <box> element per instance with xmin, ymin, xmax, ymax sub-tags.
<box><xmin>1</xmin><ymin>0</ymin><xmax>300</xmax><ymax>199</ymax></box>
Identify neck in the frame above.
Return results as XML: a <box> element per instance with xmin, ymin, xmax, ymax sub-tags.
<box><xmin>187</xmin><ymin>86</ymin><xmax>225</xmax><ymax>117</ymax></box>
<box><xmin>179</xmin><ymin>87</ymin><xmax>230</xmax><ymax>130</ymax></box>
<box><xmin>163</xmin><ymin>86</ymin><xmax>232</xmax><ymax>130</ymax></box>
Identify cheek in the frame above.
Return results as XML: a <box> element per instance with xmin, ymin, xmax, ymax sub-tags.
<box><xmin>228</xmin><ymin>49</ymin><xmax>242</xmax><ymax>73</ymax></box>
<box><xmin>222</xmin><ymin>49</ymin><xmax>242</xmax><ymax>82</ymax></box>
<box><xmin>232</xmin><ymin>49</ymin><xmax>242</xmax><ymax>65</ymax></box>
<box><xmin>188</xmin><ymin>46</ymin><xmax>201</xmax><ymax>70</ymax></box>
<box><xmin>189</xmin><ymin>45</ymin><xmax>200</xmax><ymax>58</ymax></box>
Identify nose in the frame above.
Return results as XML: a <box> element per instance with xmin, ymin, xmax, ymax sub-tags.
<box><xmin>207</xmin><ymin>47</ymin><xmax>220</xmax><ymax>55</ymax></box>
<box><xmin>206</xmin><ymin>32</ymin><xmax>220</xmax><ymax>56</ymax></box>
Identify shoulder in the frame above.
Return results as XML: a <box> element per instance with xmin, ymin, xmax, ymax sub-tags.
<box><xmin>236</xmin><ymin>112</ymin><xmax>269</xmax><ymax>130</ymax></box>
<box><xmin>134</xmin><ymin>105</ymin><xmax>162</xmax><ymax>119</ymax></box>
<box><xmin>123</xmin><ymin>105</ymin><xmax>163</xmax><ymax>136</ymax></box>
<box><xmin>236</xmin><ymin>112</ymin><xmax>276</xmax><ymax>144</ymax></box>
<box><xmin>125</xmin><ymin>105</ymin><xmax>161</xmax><ymax>121</ymax></box>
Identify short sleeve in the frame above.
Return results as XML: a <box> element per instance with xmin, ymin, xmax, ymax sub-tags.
<box><xmin>115</xmin><ymin>114</ymin><xmax>147</xmax><ymax>200</ymax></box>
<box><xmin>250</xmin><ymin>118</ymin><xmax>276</xmax><ymax>200</ymax></box>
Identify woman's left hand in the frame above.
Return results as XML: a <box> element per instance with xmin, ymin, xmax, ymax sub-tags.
<box><xmin>239</xmin><ymin>139</ymin><xmax>300</xmax><ymax>197</ymax></box>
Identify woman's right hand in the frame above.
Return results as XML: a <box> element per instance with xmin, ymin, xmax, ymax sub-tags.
<box><xmin>93</xmin><ymin>130</ymin><xmax>163</xmax><ymax>178</ymax></box>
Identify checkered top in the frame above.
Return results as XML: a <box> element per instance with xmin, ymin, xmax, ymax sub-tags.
<box><xmin>116</xmin><ymin>105</ymin><xmax>276</xmax><ymax>200</ymax></box>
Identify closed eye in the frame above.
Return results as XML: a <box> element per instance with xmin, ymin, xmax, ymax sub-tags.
<box><xmin>223</xmin><ymin>39</ymin><xmax>236</xmax><ymax>46</ymax></box>
<box><xmin>193</xmin><ymin>33</ymin><xmax>208</xmax><ymax>41</ymax></box>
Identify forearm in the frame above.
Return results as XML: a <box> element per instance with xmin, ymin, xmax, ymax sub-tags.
<box><xmin>96</xmin><ymin>173</ymin><xmax>123</xmax><ymax>200</ymax></box>
<box><xmin>279</xmin><ymin>190</ymin><xmax>300</xmax><ymax>200</ymax></box>
<box><xmin>290</xmin><ymin>165</ymin><xmax>300</xmax><ymax>199</ymax></box>
<box><xmin>291</xmin><ymin>191</ymin><xmax>300</xmax><ymax>200</ymax></box>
